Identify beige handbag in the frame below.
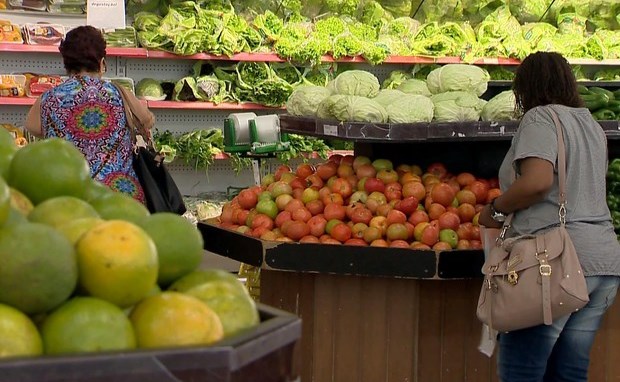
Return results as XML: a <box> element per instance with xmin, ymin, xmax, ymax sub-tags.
<box><xmin>476</xmin><ymin>107</ymin><xmax>590</xmax><ymax>333</ymax></box>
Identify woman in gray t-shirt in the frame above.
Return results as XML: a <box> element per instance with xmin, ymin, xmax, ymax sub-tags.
<box><xmin>479</xmin><ymin>52</ymin><xmax>620</xmax><ymax>382</ymax></box>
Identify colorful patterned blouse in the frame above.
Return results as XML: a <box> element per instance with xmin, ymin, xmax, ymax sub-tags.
<box><xmin>40</xmin><ymin>75</ymin><xmax>145</xmax><ymax>202</ymax></box>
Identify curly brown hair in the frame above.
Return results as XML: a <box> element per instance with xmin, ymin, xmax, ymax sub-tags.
<box><xmin>513</xmin><ymin>51</ymin><xmax>584</xmax><ymax>114</ymax></box>
<box><xmin>59</xmin><ymin>25</ymin><xmax>106</xmax><ymax>74</ymax></box>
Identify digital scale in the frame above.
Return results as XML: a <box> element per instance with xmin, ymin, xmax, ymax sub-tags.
<box><xmin>223</xmin><ymin>113</ymin><xmax>290</xmax><ymax>155</ymax></box>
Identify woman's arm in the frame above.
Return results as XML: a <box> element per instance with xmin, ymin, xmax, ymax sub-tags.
<box><xmin>479</xmin><ymin>157</ymin><xmax>554</xmax><ymax>228</ymax></box>
<box><xmin>24</xmin><ymin>97</ymin><xmax>43</xmax><ymax>138</ymax></box>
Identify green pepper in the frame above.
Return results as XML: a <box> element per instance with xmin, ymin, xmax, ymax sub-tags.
<box><xmin>592</xmin><ymin>109</ymin><xmax>616</xmax><ymax>121</ymax></box>
<box><xmin>589</xmin><ymin>87</ymin><xmax>616</xmax><ymax>100</ymax></box>
<box><xmin>606</xmin><ymin>100</ymin><xmax>620</xmax><ymax>115</ymax></box>
<box><xmin>581</xmin><ymin>93</ymin><xmax>609</xmax><ymax>111</ymax></box>
<box><xmin>577</xmin><ymin>85</ymin><xmax>590</xmax><ymax>95</ymax></box>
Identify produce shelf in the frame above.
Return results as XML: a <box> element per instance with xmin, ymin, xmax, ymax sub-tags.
<box><xmin>2</xmin><ymin>43</ymin><xmax>617</xmax><ymax>66</ymax></box>
<box><xmin>198</xmin><ymin>220</ymin><xmax>485</xmax><ymax>280</ymax></box>
<box><xmin>147</xmin><ymin>100</ymin><xmax>285</xmax><ymax>110</ymax></box>
<box><xmin>0</xmin><ymin>97</ymin><xmax>36</xmax><ymax>105</ymax></box>
<box><xmin>213</xmin><ymin>150</ymin><xmax>352</xmax><ymax>160</ymax></box>
<box><xmin>0</xmin><ymin>43</ymin><xmax>148</xmax><ymax>58</ymax></box>
<box><xmin>280</xmin><ymin>115</ymin><xmax>620</xmax><ymax>142</ymax></box>
<box><xmin>0</xmin><ymin>304</ymin><xmax>301</xmax><ymax>382</ymax></box>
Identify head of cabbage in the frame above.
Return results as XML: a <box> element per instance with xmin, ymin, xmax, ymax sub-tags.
<box><xmin>316</xmin><ymin>95</ymin><xmax>347</xmax><ymax>120</ymax></box>
<box><xmin>286</xmin><ymin>86</ymin><xmax>332</xmax><ymax>117</ymax></box>
<box><xmin>426</xmin><ymin>64</ymin><xmax>490</xmax><ymax>96</ymax></box>
<box><xmin>386</xmin><ymin>94</ymin><xmax>434</xmax><ymax>123</ymax></box>
<box><xmin>372</xmin><ymin>89</ymin><xmax>407</xmax><ymax>108</ymax></box>
<box><xmin>136</xmin><ymin>78</ymin><xmax>165</xmax><ymax>100</ymax></box>
<box><xmin>481</xmin><ymin>90</ymin><xmax>517</xmax><ymax>121</ymax></box>
<box><xmin>333</xmin><ymin>70</ymin><xmax>380</xmax><ymax>98</ymax></box>
<box><xmin>397</xmin><ymin>79</ymin><xmax>431</xmax><ymax>96</ymax></box>
<box><xmin>330</xmin><ymin>96</ymin><xmax>388</xmax><ymax>123</ymax></box>
<box><xmin>431</xmin><ymin>91</ymin><xmax>487</xmax><ymax>122</ymax></box>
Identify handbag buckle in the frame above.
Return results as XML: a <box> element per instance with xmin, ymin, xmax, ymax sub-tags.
<box><xmin>539</xmin><ymin>264</ymin><xmax>552</xmax><ymax>276</ymax></box>
<box><xmin>507</xmin><ymin>271</ymin><xmax>519</xmax><ymax>285</ymax></box>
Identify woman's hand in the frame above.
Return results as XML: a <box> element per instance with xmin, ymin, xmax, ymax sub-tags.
<box><xmin>478</xmin><ymin>204</ymin><xmax>503</xmax><ymax>229</ymax></box>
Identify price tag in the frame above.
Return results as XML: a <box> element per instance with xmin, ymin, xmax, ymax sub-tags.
<box><xmin>323</xmin><ymin>124</ymin><xmax>338</xmax><ymax>136</ymax></box>
<box><xmin>87</xmin><ymin>0</ymin><xmax>126</xmax><ymax>29</ymax></box>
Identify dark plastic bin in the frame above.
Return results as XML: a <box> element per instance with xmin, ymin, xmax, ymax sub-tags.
<box><xmin>0</xmin><ymin>304</ymin><xmax>301</xmax><ymax>382</ymax></box>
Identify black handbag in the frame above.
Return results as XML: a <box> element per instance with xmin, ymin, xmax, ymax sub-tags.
<box><xmin>115</xmin><ymin>84</ymin><xmax>186</xmax><ymax>215</ymax></box>
<box><xmin>132</xmin><ymin>146</ymin><xmax>186</xmax><ymax>215</ymax></box>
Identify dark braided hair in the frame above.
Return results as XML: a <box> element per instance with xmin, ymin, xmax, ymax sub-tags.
<box><xmin>59</xmin><ymin>25</ymin><xmax>106</xmax><ymax>74</ymax></box>
<box><xmin>512</xmin><ymin>51</ymin><xmax>584</xmax><ymax>114</ymax></box>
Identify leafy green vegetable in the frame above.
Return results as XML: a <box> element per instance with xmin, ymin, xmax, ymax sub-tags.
<box><xmin>286</xmin><ymin>85</ymin><xmax>332</xmax><ymax>117</ymax></box>
<box><xmin>372</xmin><ymin>89</ymin><xmax>407</xmax><ymax>108</ymax></box>
<box><xmin>136</xmin><ymin>78</ymin><xmax>165</xmax><ymax>100</ymax></box>
<box><xmin>331</xmin><ymin>95</ymin><xmax>388</xmax><ymax>123</ymax></box>
<box><xmin>382</xmin><ymin>70</ymin><xmax>412</xmax><ymax>89</ymax></box>
<box><xmin>481</xmin><ymin>90</ymin><xmax>517</xmax><ymax>121</ymax></box>
<box><xmin>276</xmin><ymin>134</ymin><xmax>331</xmax><ymax>163</ymax></box>
<box><xmin>397</xmin><ymin>79</ymin><xmax>431</xmax><ymax>96</ymax></box>
<box><xmin>431</xmin><ymin>91</ymin><xmax>486</xmax><ymax>122</ymax></box>
<box><xmin>426</xmin><ymin>64</ymin><xmax>490</xmax><ymax>96</ymax></box>
<box><xmin>386</xmin><ymin>94</ymin><xmax>434</xmax><ymax>123</ymax></box>
<box><xmin>486</xmin><ymin>66</ymin><xmax>515</xmax><ymax>81</ymax></box>
<box><xmin>332</xmin><ymin>70</ymin><xmax>380</xmax><ymax>97</ymax></box>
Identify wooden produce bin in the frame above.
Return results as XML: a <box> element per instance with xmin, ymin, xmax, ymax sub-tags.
<box><xmin>0</xmin><ymin>304</ymin><xmax>301</xmax><ymax>382</ymax></box>
<box><xmin>200</xmin><ymin>223</ymin><xmax>620</xmax><ymax>381</ymax></box>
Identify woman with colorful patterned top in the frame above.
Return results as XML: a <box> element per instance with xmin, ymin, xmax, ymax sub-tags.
<box><xmin>24</xmin><ymin>25</ymin><xmax>155</xmax><ymax>203</ymax></box>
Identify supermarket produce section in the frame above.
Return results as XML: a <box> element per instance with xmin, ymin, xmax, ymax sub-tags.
<box><xmin>1</xmin><ymin>0</ymin><xmax>620</xmax><ymax>381</ymax></box>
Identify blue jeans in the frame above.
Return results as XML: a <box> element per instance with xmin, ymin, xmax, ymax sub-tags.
<box><xmin>497</xmin><ymin>276</ymin><xmax>620</xmax><ymax>382</ymax></box>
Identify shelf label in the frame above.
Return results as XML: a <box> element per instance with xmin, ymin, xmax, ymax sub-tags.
<box><xmin>87</xmin><ymin>0</ymin><xmax>126</xmax><ymax>29</ymax></box>
<box><xmin>323</xmin><ymin>124</ymin><xmax>338</xmax><ymax>136</ymax></box>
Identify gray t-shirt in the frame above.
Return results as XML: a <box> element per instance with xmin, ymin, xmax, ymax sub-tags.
<box><xmin>498</xmin><ymin>104</ymin><xmax>620</xmax><ymax>276</ymax></box>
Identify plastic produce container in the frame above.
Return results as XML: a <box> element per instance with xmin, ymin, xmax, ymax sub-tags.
<box><xmin>0</xmin><ymin>304</ymin><xmax>301</xmax><ymax>382</ymax></box>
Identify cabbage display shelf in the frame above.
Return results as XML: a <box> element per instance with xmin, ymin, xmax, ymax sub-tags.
<box><xmin>279</xmin><ymin>115</ymin><xmax>620</xmax><ymax>142</ymax></box>
<box><xmin>0</xmin><ymin>304</ymin><xmax>301</xmax><ymax>382</ymax></box>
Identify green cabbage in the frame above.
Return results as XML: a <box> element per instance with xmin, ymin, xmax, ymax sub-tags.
<box><xmin>426</xmin><ymin>64</ymin><xmax>490</xmax><ymax>96</ymax></box>
<box><xmin>330</xmin><ymin>96</ymin><xmax>388</xmax><ymax>123</ymax></box>
<box><xmin>316</xmin><ymin>95</ymin><xmax>347</xmax><ymax>120</ymax></box>
<box><xmin>332</xmin><ymin>70</ymin><xmax>380</xmax><ymax>97</ymax></box>
<box><xmin>431</xmin><ymin>91</ymin><xmax>486</xmax><ymax>122</ymax></box>
<box><xmin>135</xmin><ymin>78</ymin><xmax>165</xmax><ymax>100</ymax></box>
<box><xmin>372</xmin><ymin>89</ymin><xmax>406</xmax><ymax>108</ymax></box>
<box><xmin>481</xmin><ymin>90</ymin><xmax>516</xmax><ymax>121</ymax></box>
<box><xmin>286</xmin><ymin>86</ymin><xmax>332</xmax><ymax>117</ymax></box>
<box><xmin>397</xmin><ymin>79</ymin><xmax>431</xmax><ymax>96</ymax></box>
<box><xmin>386</xmin><ymin>94</ymin><xmax>434</xmax><ymax>123</ymax></box>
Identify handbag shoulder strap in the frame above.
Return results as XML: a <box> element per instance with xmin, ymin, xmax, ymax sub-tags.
<box><xmin>113</xmin><ymin>84</ymin><xmax>153</xmax><ymax>146</ymax></box>
<box><xmin>499</xmin><ymin>106</ymin><xmax>569</xmax><ymax>233</ymax></box>
<box><xmin>548</xmin><ymin>107</ymin><xmax>568</xmax><ymax>226</ymax></box>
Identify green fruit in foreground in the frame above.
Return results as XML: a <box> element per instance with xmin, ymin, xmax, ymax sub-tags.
<box><xmin>184</xmin><ymin>281</ymin><xmax>259</xmax><ymax>336</ymax></box>
<box><xmin>28</xmin><ymin>196</ymin><xmax>99</xmax><ymax>229</ymax></box>
<box><xmin>0</xmin><ymin>177</ymin><xmax>10</xmax><ymax>227</ymax></box>
<box><xmin>0</xmin><ymin>302</ymin><xmax>43</xmax><ymax>358</ymax></box>
<box><xmin>83</xmin><ymin>179</ymin><xmax>114</xmax><ymax>202</ymax></box>
<box><xmin>0</xmin><ymin>128</ymin><xmax>18</xmax><ymax>179</ymax></box>
<box><xmin>56</xmin><ymin>218</ymin><xmax>105</xmax><ymax>246</ymax></box>
<box><xmin>0</xmin><ymin>222</ymin><xmax>77</xmax><ymax>314</ymax></box>
<box><xmin>89</xmin><ymin>192</ymin><xmax>149</xmax><ymax>225</ymax></box>
<box><xmin>9</xmin><ymin>187</ymin><xmax>33</xmax><ymax>216</ymax></box>
<box><xmin>41</xmin><ymin>297</ymin><xmax>135</xmax><ymax>355</ymax></box>
<box><xmin>169</xmin><ymin>269</ymin><xmax>250</xmax><ymax>297</ymax></box>
<box><xmin>8</xmin><ymin>138</ymin><xmax>90</xmax><ymax>205</ymax></box>
<box><xmin>139</xmin><ymin>213</ymin><xmax>204</xmax><ymax>287</ymax></box>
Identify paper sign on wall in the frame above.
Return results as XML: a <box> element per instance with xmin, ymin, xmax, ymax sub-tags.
<box><xmin>87</xmin><ymin>0</ymin><xmax>126</xmax><ymax>29</ymax></box>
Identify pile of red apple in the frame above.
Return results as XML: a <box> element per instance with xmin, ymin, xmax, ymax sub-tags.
<box><xmin>217</xmin><ymin>155</ymin><xmax>501</xmax><ymax>250</ymax></box>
